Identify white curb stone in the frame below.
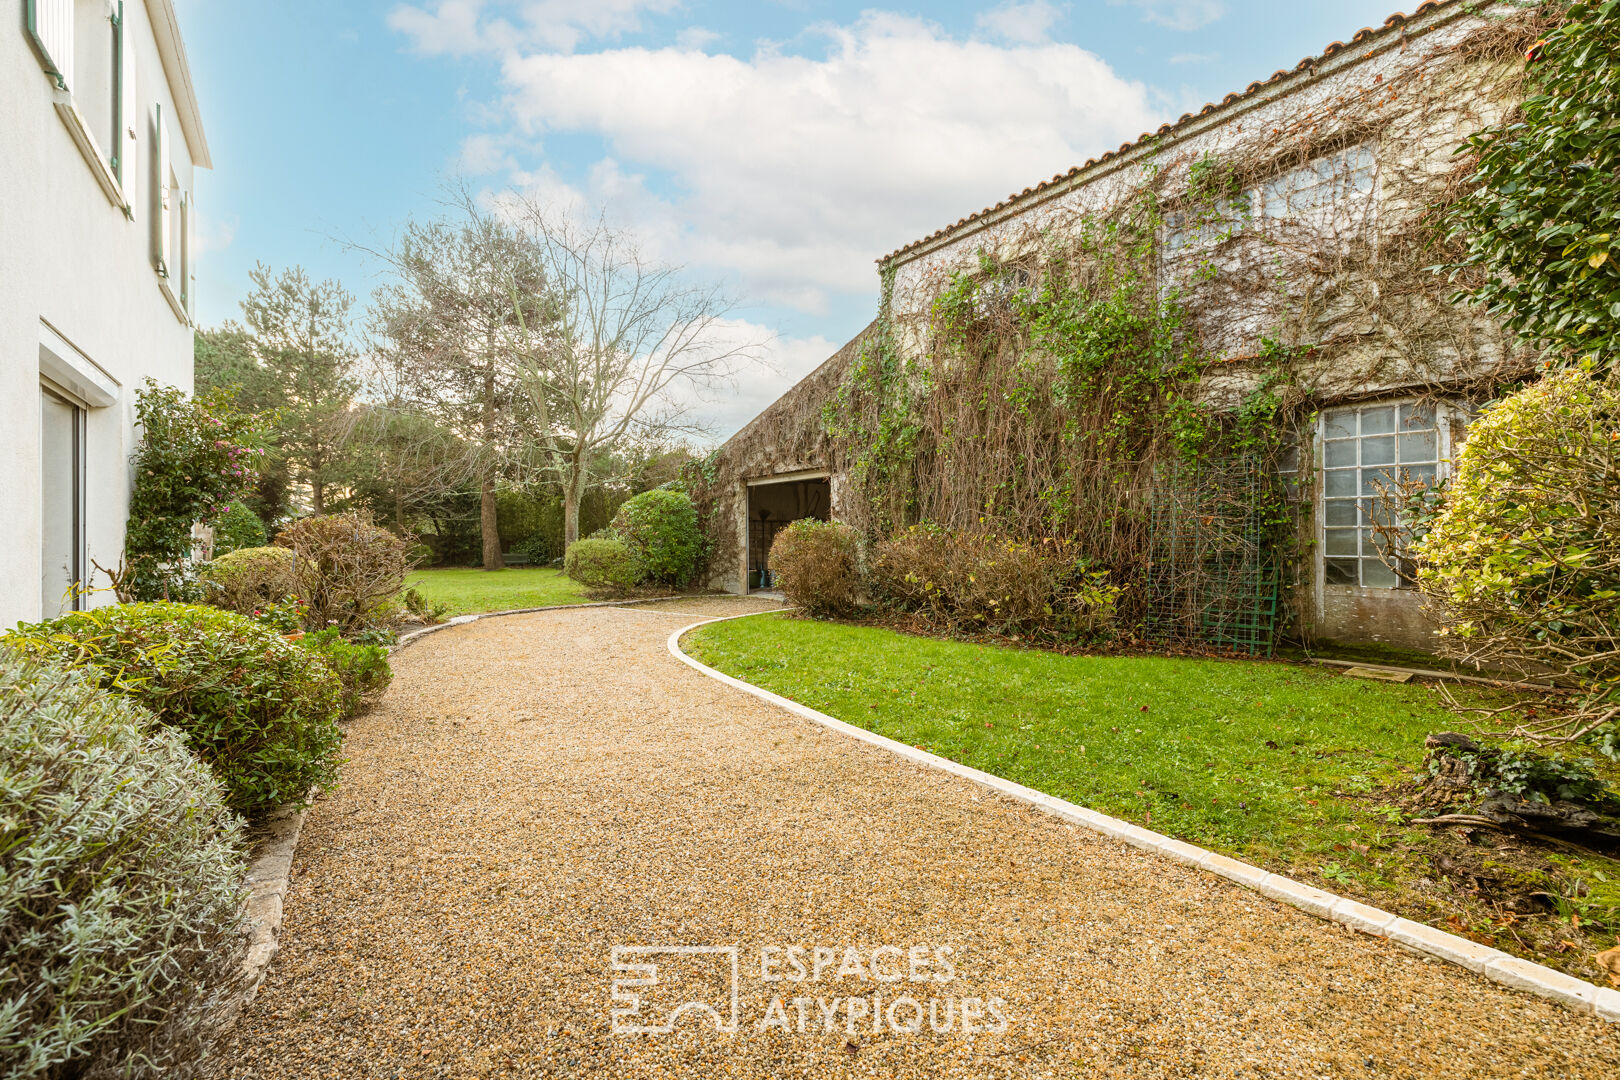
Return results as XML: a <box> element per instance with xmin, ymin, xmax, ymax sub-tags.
<box><xmin>667</xmin><ymin>608</ymin><xmax>1617</xmax><ymax>1023</ymax></box>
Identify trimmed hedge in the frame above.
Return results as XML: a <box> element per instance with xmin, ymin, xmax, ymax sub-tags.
<box><xmin>4</xmin><ymin>603</ymin><xmax>344</xmax><ymax>815</ymax></box>
<box><xmin>199</xmin><ymin>545</ymin><xmax>301</xmax><ymax>618</ymax></box>
<box><xmin>612</xmin><ymin>489</ymin><xmax>702</xmax><ymax>587</ymax></box>
<box><xmin>564</xmin><ymin>538</ymin><xmax>639</xmax><ymax>592</ymax></box>
<box><xmin>769</xmin><ymin>519</ymin><xmax>861</xmax><ymax>617</ymax></box>
<box><xmin>302</xmin><ymin>628</ymin><xmax>393</xmax><ymax>720</ymax></box>
<box><xmin>0</xmin><ymin>651</ymin><xmax>246</xmax><ymax>1078</ymax></box>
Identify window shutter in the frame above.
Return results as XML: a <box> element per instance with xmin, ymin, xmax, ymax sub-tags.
<box><xmin>153</xmin><ymin>104</ymin><xmax>171</xmax><ymax>276</ymax></box>
<box><xmin>182</xmin><ymin>192</ymin><xmax>195</xmax><ymax>319</ymax></box>
<box><xmin>26</xmin><ymin>0</ymin><xmax>74</xmax><ymax>92</ymax></box>
<box><xmin>116</xmin><ymin>1</ymin><xmax>137</xmax><ymax>199</ymax></box>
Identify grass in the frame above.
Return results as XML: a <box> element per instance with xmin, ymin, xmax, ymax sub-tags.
<box><xmin>685</xmin><ymin>613</ymin><xmax>1620</xmax><ymax>978</ymax></box>
<box><xmin>405</xmin><ymin>567</ymin><xmax>591</xmax><ymax>617</ymax></box>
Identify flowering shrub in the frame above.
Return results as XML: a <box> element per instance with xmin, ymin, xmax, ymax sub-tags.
<box><xmin>564</xmin><ymin>538</ymin><xmax>639</xmax><ymax>592</ymax></box>
<box><xmin>275</xmin><ymin>515</ymin><xmax>409</xmax><ymax>635</ymax></box>
<box><xmin>871</xmin><ymin>525</ymin><xmax>1119</xmax><ymax>642</ymax></box>
<box><xmin>199</xmin><ymin>545</ymin><xmax>301</xmax><ymax>618</ymax></box>
<box><xmin>1413</xmin><ymin>366</ymin><xmax>1620</xmax><ymax>756</ymax></box>
<box><xmin>611</xmin><ymin>489</ymin><xmax>702</xmax><ymax>587</ymax></box>
<box><xmin>4</xmin><ymin>604</ymin><xmax>343</xmax><ymax>814</ymax></box>
<box><xmin>121</xmin><ymin>381</ymin><xmax>263</xmax><ymax>602</ymax></box>
<box><xmin>0</xmin><ymin>651</ymin><xmax>246</xmax><ymax>1077</ymax></box>
<box><xmin>769</xmin><ymin>520</ymin><xmax>862</xmax><ymax>617</ymax></box>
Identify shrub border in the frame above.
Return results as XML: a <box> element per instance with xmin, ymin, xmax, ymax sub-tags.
<box><xmin>668</xmin><ymin>609</ymin><xmax>1620</xmax><ymax>1024</ymax></box>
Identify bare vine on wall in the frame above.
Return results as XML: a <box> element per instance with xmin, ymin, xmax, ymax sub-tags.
<box><xmin>815</xmin><ymin>6</ymin><xmax>1553</xmax><ymax>647</ymax></box>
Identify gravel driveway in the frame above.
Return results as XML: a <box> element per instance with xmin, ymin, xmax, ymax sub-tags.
<box><xmin>215</xmin><ymin>597</ymin><xmax>1620</xmax><ymax>1079</ymax></box>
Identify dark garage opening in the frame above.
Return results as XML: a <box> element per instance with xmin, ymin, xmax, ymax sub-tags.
<box><xmin>747</xmin><ymin>476</ymin><xmax>830</xmax><ymax>590</ymax></box>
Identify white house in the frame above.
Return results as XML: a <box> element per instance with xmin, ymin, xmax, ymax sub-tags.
<box><xmin>1</xmin><ymin>0</ymin><xmax>208</xmax><ymax>626</ymax></box>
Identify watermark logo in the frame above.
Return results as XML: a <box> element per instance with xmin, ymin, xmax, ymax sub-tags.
<box><xmin>609</xmin><ymin>946</ymin><xmax>740</xmax><ymax>1034</ymax></box>
<box><xmin>609</xmin><ymin>944</ymin><xmax>1006</xmax><ymax>1037</ymax></box>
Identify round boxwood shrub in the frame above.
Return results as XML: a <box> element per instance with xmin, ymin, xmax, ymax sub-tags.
<box><xmin>4</xmin><ymin>603</ymin><xmax>343</xmax><ymax>815</ymax></box>
<box><xmin>0</xmin><ymin>650</ymin><xmax>247</xmax><ymax>1078</ymax></box>
<box><xmin>198</xmin><ymin>545</ymin><xmax>301</xmax><ymax>618</ymax></box>
<box><xmin>212</xmin><ymin>500</ymin><xmax>268</xmax><ymax>556</ymax></box>
<box><xmin>611</xmin><ymin>489</ymin><xmax>702</xmax><ymax>587</ymax></box>
<box><xmin>564</xmin><ymin>538</ymin><xmax>639</xmax><ymax>592</ymax></box>
<box><xmin>769</xmin><ymin>519</ymin><xmax>862</xmax><ymax>617</ymax></box>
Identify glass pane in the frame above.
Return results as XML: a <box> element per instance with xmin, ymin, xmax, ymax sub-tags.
<box><xmin>1360</xmin><ymin>406</ymin><xmax>1396</xmax><ymax>435</ymax></box>
<box><xmin>1325</xmin><ymin>528</ymin><xmax>1358</xmax><ymax>556</ymax></box>
<box><xmin>1323</xmin><ymin>410</ymin><xmax>1356</xmax><ymax>441</ymax></box>
<box><xmin>1325</xmin><ymin>500</ymin><xmax>1358</xmax><ymax>527</ymax></box>
<box><xmin>1362</xmin><ymin>558</ymin><xmax>1399</xmax><ymax>589</ymax></box>
<box><xmin>1400</xmin><ymin>402</ymin><xmax>1436</xmax><ymax>429</ymax></box>
<box><xmin>1398</xmin><ymin>430</ymin><xmax>1437</xmax><ymax>462</ymax></box>
<box><xmin>1325</xmin><ymin>469</ymin><xmax>1357</xmax><ymax>497</ymax></box>
<box><xmin>1402</xmin><ymin>464</ymin><xmax>1438</xmax><ymax>488</ymax></box>
<box><xmin>1361</xmin><ymin>435</ymin><xmax>1396</xmax><ymax>466</ymax></box>
<box><xmin>1323</xmin><ymin>440</ymin><xmax>1356</xmax><ymax>468</ymax></box>
<box><xmin>1324</xmin><ymin>558</ymin><xmax>1358</xmax><ymax>586</ymax></box>
<box><xmin>1277</xmin><ymin>444</ymin><xmax>1299</xmax><ymax>474</ymax></box>
<box><xmin>1361</xmin><ymin>467</ymin><xmax>1395</xmax><ymax>496</ymax></box>
<box><xmin>41</xmin><ymin>392</ymin><xmax>79</xmax><ymax>619</ymax></box>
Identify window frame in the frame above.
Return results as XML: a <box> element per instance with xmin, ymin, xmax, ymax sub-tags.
<box><xmin>28</xmin><ymin>0</ymin><xmax>133</xmax><ymax>212</ymax></box>
<box><xmin>39</xmin><ymin>381</ymin><xmax>87</xmax><ymax>618</ymax></box>
<box><xmin>1314</xmin><ymin>398</ymin><xmax>1454</xmax><ymax>593</ymax></box>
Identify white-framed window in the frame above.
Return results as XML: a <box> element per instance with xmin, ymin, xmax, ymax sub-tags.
<box><xmin>151</xmin><ymin>103</ymin><xmax>192</xmax><ymax>323</ymax></box>
<box><xmin>27</xmin><ymin>0</ymin><xmax>137</xmax><ymax>209</ymax></box>
<box><xmin>1161</xmin><ymin>142</ymin><xmax>1377</xmax><ymax>258</ymax></box>
<box><xmin>40</xmin><ymin>383</ymin><xmax>86</xmax><ymax>619</ymax></box>
<box><xmin>1319</xmin><ymin>400</ymin><xmax>1444</xmax><ymax>590</ymax></box>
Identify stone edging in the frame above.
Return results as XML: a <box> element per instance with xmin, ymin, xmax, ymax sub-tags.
<box><xmin>235</xmin><ymin>802</ymin><xmax>308</xmax><ymax>1015</ymax></box>
<box><xmin>666</xmin><ymin>611</ymin><xmax>1620</xmax><ymax>1023</ymax></box>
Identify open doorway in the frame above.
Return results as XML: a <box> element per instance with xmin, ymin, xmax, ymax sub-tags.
<box><xmin>746</xmin><ymin>475</ymin><xmax>830</xmax><ymax>591</ymax></box>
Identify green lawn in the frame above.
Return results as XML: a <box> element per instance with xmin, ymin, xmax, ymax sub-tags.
<box><xmin>685</xmin><ymin>613</ymin><xmax>1620</xmax><ymax>977</ymax></box>
<box><xmin>405</xmin><ymin>567</ymin><xmax>591</xmax><ymax>617</ymax></box>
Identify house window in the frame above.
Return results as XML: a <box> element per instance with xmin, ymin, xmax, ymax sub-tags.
<box><xmin>1321</xmin><ymin>401</ymin><xmax>1440</xmax><ymax>589</ymax></box>
<box><xmin>1259</xmin><ymin>144</ymin><xmax>1376</xmax><ymax>220</ymax></box>
<box><xmin>73</xmin><ymin>0</ymin><xmax>119</xmax><ymax>172</ymax></box>
<box><xmin>40</xmin><ymin>385</ymin><xmax>85</xmax><ymax>619</ymax></box>
<box><xmin>27</xmin><ymin>0</ymin><xmax>135</xmax><ymax>207</ymax></box>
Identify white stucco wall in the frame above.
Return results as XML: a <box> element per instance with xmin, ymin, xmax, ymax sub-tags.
<box><xmin>0</xmin><ymin>0</ymin><xmax>202</xmax><ymax>627</ymax></box>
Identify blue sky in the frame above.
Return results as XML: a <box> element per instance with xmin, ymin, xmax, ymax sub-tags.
<box><xmin>177</xmin><ymin>0</ymin><xmax>1404</xmax><ymax>436</ymax></box>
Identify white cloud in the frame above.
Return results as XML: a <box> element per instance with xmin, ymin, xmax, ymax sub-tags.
<box><xmin>488</xmin><ymin>12</ymin><xmax>1163</xmax><ymax>312</ymax></box>
<box><xmin>661</xmin><ymin>321</ymin><xmax>842</xmax><ymax>441</ymax></box>
<box><xmin>1109</xmin><ymin>0</ymin><xmax>1226</xmax><ymax>32</ymax></box>
<box><xmin>974</xmin><ymin>1</ymin><xmax>1063</xmax><ymax>45</ymax></box>
<box><xmin>675</xmin><ymin>26</ymin><xmax>720</xmax><ymax>51</ymax></box>
<box><xmin>457</xmin><ymin>132</ymin><xmax>517</xmax><ymax>173</ymax></box>
<box><xmin>1168</xmin><ymin>51</ymin><xmax>1217</xmax><ymax>64</ymax></box>
<box><xmin>388</xmin><ymin>0</ymin><xmax>681</xmax><ymax>56</ymax></box>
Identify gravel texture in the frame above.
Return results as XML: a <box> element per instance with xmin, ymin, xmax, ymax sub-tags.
<box><xmin>215</xmin><ymin>599</ymin><xmax>1620</xmax><ymax>1079</ymax></box>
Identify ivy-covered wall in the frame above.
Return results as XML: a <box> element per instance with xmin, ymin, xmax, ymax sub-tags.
<box><xmin>695</xmin><ymin>1</ymin><xmax>1550</xmax><ymax>651</ymax></box>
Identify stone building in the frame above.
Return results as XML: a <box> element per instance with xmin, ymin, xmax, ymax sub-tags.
<box><xmin>697</xmin><ymin>0</ymin><xmax>1536</xmax><ymax>651</ymax></box>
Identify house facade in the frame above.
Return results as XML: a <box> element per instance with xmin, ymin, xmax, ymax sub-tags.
<box><xmin>698</xmin><ymin>0</ymin><xmax>1536</xmax><ymax>652</ymax></box>
<box><xmin>1</xmin><ymin>0</ymin><xmax>208</xmax><ymax>626</ymax></box>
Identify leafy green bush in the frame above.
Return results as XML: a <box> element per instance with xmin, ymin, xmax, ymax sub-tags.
<box><xmin>1438</xmin><ymin>1</ymin><xmax>1620</xmax><ymax>368</ymax></box>
<box><xmin>121</xmin><ymin>381</ymin><xmax>262</xmax><ymax>602</ymax></box>
<box><xmin>301</xmin><ymin>628</ymin><xmax>392</xmax><ymax>720</ymax></box>
<box><xmin>4</xmin><ymin>604</ymin><xmax>343</xmax><ymax>814</ymax></box>
<box><xmin>212</xmin><ymin>500</ymin><xmax>268</xmax><ymax>556</ymax></box>
<box><xmin>402</xmin><ymin>586</ymin><xmax>449</xmax><ymax>623</ymax></box>
<box><xmin>515</xmin><ymin>530</ymin><xmax>562</xmax><ymax>567</ymax></box>
<box><xmin>769</xmin><ymin>520</ymin><xmax>862</xmax><ymax>617</ymax></box>
<box><xmin>275</xmin><ymin>514</ymin><xmax>409</xmax><ymax>634</ymax></box>
<box><xmin>0</xmin><ymin>650</ymin><xmax>246</xmax><ymax>1078</ymax></box>
<box><xmin>611</xmin><ymin>489</ymin><xmax>702</xmax><ymax>587</ymax></box>
<box><xmin>199</xmin><ymin>545</ymin><xmax>301</xmax><ymax>618</ymax></box>
<box><xmin>1413</xmin><ymin>366</ymin><xmax>1620</xmax><ymax>757</ymax></box>
<box><xmin>564</xmin><ymin>538</ymin><xmax>639</xmax><ymax>592</ymax></box>
<box><xmin>870</xmin><ymin>525</ymin><xmax>1118</xmax><ymax>642</ymax></box>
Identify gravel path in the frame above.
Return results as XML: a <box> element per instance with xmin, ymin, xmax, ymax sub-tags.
<box><xmin>215</xmin><ymin>598</ymin><xmax>1619</xmax><ymax>1079</ymax></box>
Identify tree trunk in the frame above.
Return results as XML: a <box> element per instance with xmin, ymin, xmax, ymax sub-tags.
<box><xmin>563</xmin><ymin>477</ymin><xmax>580</xmax><ymax>551</ymax></box>
<box><xmin>480</xmin><ymin>467</ymin><xmax>503</xmax><ymax>571</ymax></box>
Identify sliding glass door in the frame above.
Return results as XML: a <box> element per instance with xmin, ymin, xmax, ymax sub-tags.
<box><xmin>40</xmin><ymin>385</ymin><xmax>84</xmax><ymax>618</ymax></box>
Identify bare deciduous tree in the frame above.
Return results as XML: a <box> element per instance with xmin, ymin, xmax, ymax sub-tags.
<box><xmin>500</xmin><ymin>196</ymin><xmax>763</xmax><ymax>547</ymax></box>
